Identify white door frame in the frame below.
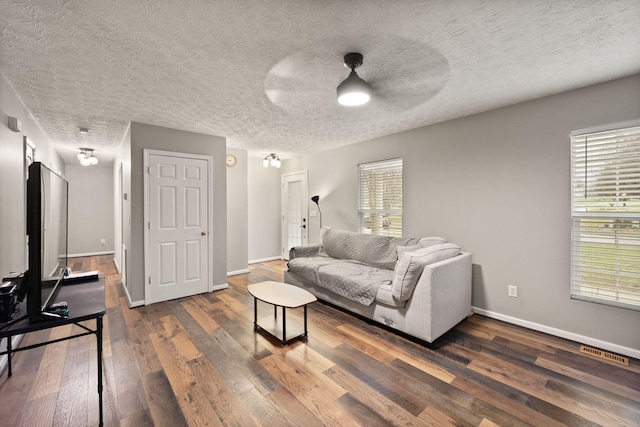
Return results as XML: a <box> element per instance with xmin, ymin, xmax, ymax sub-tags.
<box><xmin>281</xmin><ymin>170</ymin><xmax>309</xmax><ymax>260</ymax></box>
<box><xmin>143</xmin><ymin>149</ymin><xmax>214</xmax><ymax>305</ymax></box>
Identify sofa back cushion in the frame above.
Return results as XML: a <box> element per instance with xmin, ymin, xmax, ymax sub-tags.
<box><xmin>321</xmin><ymin>228</ymin><xmax>420</xmax><ymax>269</ymax></box>
<box><xmin>392</xmin><ymin>243</ymin><xmax>461</xmax><ymax>301</ymax></box>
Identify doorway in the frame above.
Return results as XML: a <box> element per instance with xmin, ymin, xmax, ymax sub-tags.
<box><xmin>144</xmin><ymin>150</ymin><xmax>213</xmax><ymax>304</ymax></box>
<box><xmin>281</xmin><ymin>171</ymin><xmax>309</xmax><ymax>260</ymax></box>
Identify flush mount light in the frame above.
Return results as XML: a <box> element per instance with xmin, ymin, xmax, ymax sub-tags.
<box><xmin>263</xmin><ymin>153</ymin><xmax>281</xmax><ymax>168</ymax></box>
<box><xmin>78</xmin><ymin>147</ymin><xmax>98</xmax><ymax>166</ymax></box>
<box><xmin>337</xmin><ymin>52</ymin><xmax>371</xmax><ymax>107</ymax></box>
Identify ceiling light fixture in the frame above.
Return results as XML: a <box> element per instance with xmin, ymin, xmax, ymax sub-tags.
<box><xmin>78</xmin><ymin>147</ymin><xmax>98</xmax><ymax>166</ymax></box>
<box><xmin>263</xmin><ymin>153</ymin><xmax>281</xmax><ymax>168</ymax></box>
<box><xmin>78</xmin><ymin>127</ymin><xmax>90</xmax><ymax>134</ymax></box>
<box><xmin>337</xmin><ymin>52</ymin><xmax>371</xmax><ymax>107</ymax></box>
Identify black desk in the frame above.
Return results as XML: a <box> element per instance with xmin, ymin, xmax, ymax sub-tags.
<box><xmin>0</xmin><ymin>275</ymin><xmax>106</xmax><ymax>426</ymax></box>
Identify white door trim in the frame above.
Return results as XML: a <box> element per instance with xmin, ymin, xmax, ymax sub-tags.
<box><xmin>143</xmin><ymin>149</ymin><xmax>214</xmax><ymax>305</ymax></box>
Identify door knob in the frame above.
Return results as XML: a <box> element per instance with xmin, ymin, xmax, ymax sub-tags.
<box><xmin>201</xmin><ymin>231</ymin><xmax>207</xmax><ymax>236</ymax></box>
<box><xmin>299</xmin><ymin>224</ymin><xmax>306</xmax><ymax>229</ymax></box>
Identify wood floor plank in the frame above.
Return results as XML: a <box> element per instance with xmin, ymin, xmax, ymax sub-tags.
<box><xmin>338</xmin><ymin>322</ymin><xmax>456</xmax><ymax>383</ymax></box>
<box><xmin>266</xmin><ymin>386</ymin><xmax>327</xmax><ymax>427</ymax></box>
<box><xmin>535</xmin><ymin>356</ymin><xmax>640</xmax><ymax>403</ymax></box>
<box><xmin>159</xmin><ymin>314</ymin><xmax>203</xmax><ymax>361</ymax></box>
<box><xmin>149</xmin><ymin>331</ymin><xmax>222</xmax><ymax>426</ymax></box>
<box><xmin>324</xmin><ymin>365</ymin><xmax>437</xmax><ymax>427</ymax></box>
<box><xmin>188</xmin><ymin>356</ymin><xmax>259</xmax><ymax>427</ymax></box>
<box><xmin>19</xmin><ymin>392</ymin><xmax>58</xmax><ymax>427</ymax></box>
<box><xmin>259</xmin><ymin>353</ymin><xmax>354</xmax><ymax>425</ymax></box>
<box><xmin>53</xmin><ymin>371</ymin><xmax>89</xmax><ymax>426</ymax></box>
<box><xmin>181</xmin><ymin>298</ymin><xmax>220</xmax><ymax>334</ymax></box>
<box><xmin>27</xmin><ymin>324</ymin><xmax>72</xmax><ymax>401</ymax></box>
<box><xmin>142</xmin><ymin>369</ymin><xmax>188</xmax><ymax>427</ymax></box>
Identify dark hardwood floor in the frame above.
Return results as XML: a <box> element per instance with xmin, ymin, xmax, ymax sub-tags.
<box><xmin>1</xmin><ymin>255</ymin><xmax>639</xmax><ymax>426</ymax></box>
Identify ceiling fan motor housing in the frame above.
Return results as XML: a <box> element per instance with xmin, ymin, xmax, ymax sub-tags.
<box><xmin>343</xmin><ymin>52</ymin><xmax>363</xmax><ymax>69</ymax></box>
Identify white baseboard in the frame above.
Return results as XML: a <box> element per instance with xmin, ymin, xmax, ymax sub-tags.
<box><xmin>69</xmin><ymin>250</ymin><xmax>115</xmax><ymax>258</ymax></box>
<box><xmin>227</xmin><ymin>269</ymin><xmax>250</xmax><ymax>276</ymax></box>
<box><xmin>210</xmin><ymin>283</ymin><xmax>229</xmax><ymax>292</ymax></box>
<box><xmin>113</xmin><ymin>257</ymin><xmax>120</xmax><ymax>274</ymax></box>
<box><xmin>472</xmin><ymin>307</ymin><xmax>640</xmax><ymax>360</ymax></box>
<box><xmin>248</xmin><ymin>256</ymin><xmax>282</xmax><ymax>264</ymax></box>
<box><xmin>121</xmin><ymin>281</ymin><xmax>144</xmax><ymax>308</ymax></box>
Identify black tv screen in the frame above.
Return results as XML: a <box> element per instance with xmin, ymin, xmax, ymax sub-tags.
<box><xmin>26</xmin><ymin>162</ymin><xmax>69</xmax><ymax>319</ymax></box>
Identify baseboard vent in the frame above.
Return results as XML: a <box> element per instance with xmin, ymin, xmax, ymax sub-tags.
<box><xmin>579</xmin><ymin>345</ymin><xmax>629</xmax><ymax>366</ymax></box>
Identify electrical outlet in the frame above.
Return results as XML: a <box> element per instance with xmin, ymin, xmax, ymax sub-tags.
<box><xmin>101</xmin><ymin>238</ymin><xmax>106</xmax><ymax>246</ymax></box>
<box><xmin>508</xmin><ymin>285</ymin><xmax>518</xmax><ymax>298</ymax></box>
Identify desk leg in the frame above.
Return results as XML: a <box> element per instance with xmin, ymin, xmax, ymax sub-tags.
<box><xmin>97</xmin><ymin>317</ymin><xmax>104</xmax><ymax>427</ymax></box>
<box><xmin>7</xmin><ymin>336</ymin><xmax>12</xmax><ymax>377</ymax></box>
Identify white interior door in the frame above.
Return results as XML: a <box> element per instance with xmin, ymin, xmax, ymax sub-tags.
<box><xmin>281</xmin><ymin>171</ymin><xmax>308</xmax><ymax>260</ymax></box>
<box><xmin>145</xmin><ymin>151</ymin><xmax>211</xmax><ymax>304</ymax></box>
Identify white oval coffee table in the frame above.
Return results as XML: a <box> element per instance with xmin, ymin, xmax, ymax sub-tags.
<box><xmin>247</xmin><ymin>281</ymin><xmax>317</xmax><ymax>346</ymax></box>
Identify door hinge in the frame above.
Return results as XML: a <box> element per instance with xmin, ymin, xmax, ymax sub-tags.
<box><xmin>148</xmin><ymin>166</ymin><xmax>151</xmax><ymax>174</ymax></box>
<box><xmin>148</xmin><ymin>277</ymin><xmax>151</xmax><ymax>285</ymax></box>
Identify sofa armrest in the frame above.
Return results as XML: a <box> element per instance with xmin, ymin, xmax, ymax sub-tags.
<box><xmin>404</xmin><ymin>252</ymin><xmax>472</xmax><ymax>342</ymax></box>
<box><xmin>289</xmin><ymin>244</ymin><xmax>320</xmax><ymax>260</ymax></box>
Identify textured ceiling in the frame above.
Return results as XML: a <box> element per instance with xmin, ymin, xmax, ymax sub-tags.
<box><xmin>1</xmin><ymin>0</ymin><xmax>639</xmax><ymax>165</ymax></box>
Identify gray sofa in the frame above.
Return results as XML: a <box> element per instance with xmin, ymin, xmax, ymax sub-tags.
<box><xmin>284</xmin><ymin>227</ymin><xmax>472</xmax><ymax>343</ymax></box>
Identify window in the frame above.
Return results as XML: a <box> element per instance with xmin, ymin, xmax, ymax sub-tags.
<box><xmin>358</xmin><ymin>158</ymin><xmax>403</xmax><ymax>237</ymax></box>
<box><xmin>570</xmin><ymin>124</ymin><xmax>640</xmax><ymax>310</ymax></box>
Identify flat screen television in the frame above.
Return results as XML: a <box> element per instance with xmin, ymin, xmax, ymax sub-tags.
<box><xmin>25</xmin><ymin>161</ymin><xmax>69</xmax><ymax>321</ymax></box>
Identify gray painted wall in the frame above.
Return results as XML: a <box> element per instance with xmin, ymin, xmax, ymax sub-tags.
<box><xmin>66</xmin><ymin>164</ymin><xmax>115</xmax><ymax>256</ymax></box>
<box><xmin>126</xmin><ymin>122</ymin><xmax>227</xmax><ymax>303</ymax></box>
<box><xmin>0</xmin><ymin>72</ymin><xmax>64</xmax><ymax>277</ymax></box>
<box><xmin>113</xmin><ymin>125</ymin><xmax>132</xmax><ymax>296</ymax></box>
<box><xmin>247</xmin><ymin>155</ymin><xmax>282</xmax><ymax>262</ymax></box>
<box><xmin>283</xmin><ymin>74</ymin><xmax>640</xmax><ymax>355</ymax></box>
<box><xmin>226</xmin><ymin>148</ymin><xmax>248</xmax><ymax>274</ymax></box>
<box><xmin>0</xmin><ymin>72</ymin><xmax>64</xmax><ymax>364</ymax></box>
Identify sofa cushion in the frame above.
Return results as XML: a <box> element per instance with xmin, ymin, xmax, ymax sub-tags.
<box><xmin>321</xmin><ymin>228</ymin><xmax>420</xmax><ymax>269</ymax></box>
<box><xmin>288</xmin><ymin>255</ymin><xmax>393</xmax><ymax>305</ymax></box>
<box><xmin>375</xmin><ymin>283</ymin><xmax>407</xmax><ymax>308</ymax></box>
<box><xmin>418</xmin><ymin>237</ymin><xmax>447</xmax><ymax>247</ymax></box>
<box><xmin>396</xmin><ymin>237</ymin><xmax>447</xmax><ymax>259</ymax></box>
<box><xmin>392</xmin><ymin>243</ymin><xmax>461</xmax><ymax>301</ymax></box>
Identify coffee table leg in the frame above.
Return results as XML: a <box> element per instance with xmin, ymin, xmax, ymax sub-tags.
<box><xmin>302</xmin><ymin>305</ymin><xmax>308</xmax><ymax>341</ymax></box>
<box><xmin>282</xmin><ymin>307</ymin><xmax>287</xmax><ymax>346</ymax></box>
<box><xmin>253</xmin><ymin>297</ymin><xmax>258</xmax><ymax>331</ymax></box>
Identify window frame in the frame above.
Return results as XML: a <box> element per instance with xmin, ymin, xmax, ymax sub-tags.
<box><xmin>357</xmin><ymin>158</ymin><xmax>403</xmax><ymax>237</ymax></box>
<box><xmin>570</xmin><ymin>121</ymin><xmax>640</xmax><ymax>311</ymax></box>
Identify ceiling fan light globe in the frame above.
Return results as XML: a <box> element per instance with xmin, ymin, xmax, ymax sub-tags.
<box><xmin>89</xmin><ymin>156</ymin><xmax>98</xmax><ymax>165</ymax></box>
<box><xmin>263</xmin><ymin>158</ymin><xmax>269</xmax><ymax>168</ymax></box>
<box><xmin>80</xmin><ymin>156</ymin><xmax>91</xmax><ymax>166</ymax></box>
<box><xmin>338</xmin><ymin>91</ymin><xmax>370</xmax><ymax>106</ymax></box>
<box><xmin>337</xmin><ymin>71</ymin><xmax>371</xmax><ymax>106</ymax></box>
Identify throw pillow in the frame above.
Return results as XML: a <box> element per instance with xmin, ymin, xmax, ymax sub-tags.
<box><xmin>392</xmin><ymin>243</ymin><xmax>461</xmax><ymax>301</ymax></box>
<box><xmin>418</xmin><ymin>237</ymin><xmax>447</xmax><ymax>247</ymax></box>
<box><xmin>318</xmin><ymin>226</ymin><xmax>332</xmax><ymax>256</ymax></box>
<box><xmin>396</xmin><ymin>244</ymin><xmax>422</xmax><ymax>259</ymax></box>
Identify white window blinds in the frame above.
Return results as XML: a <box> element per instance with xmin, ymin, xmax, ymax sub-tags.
<box><xmin>358</xmin><ymin>158</ymin><xmax>403</xmax><ymax>237</ymax></box>
<box><xmin>570</xmin><ymin>124</ymin><xmax>640</xmax><ymax>310</ymax></box>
